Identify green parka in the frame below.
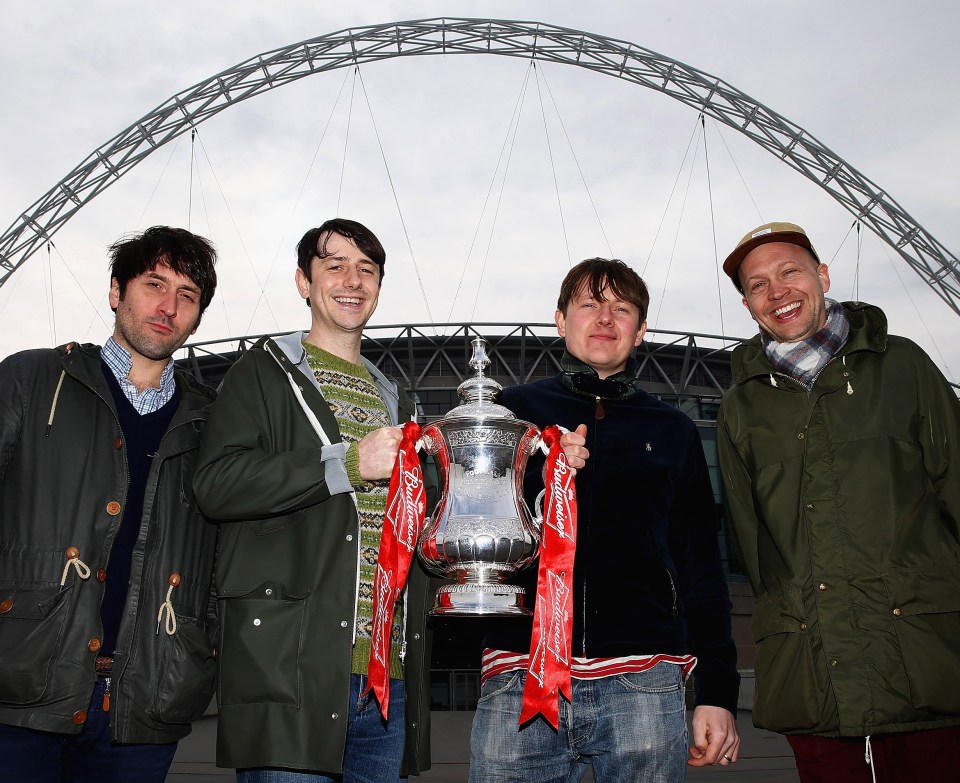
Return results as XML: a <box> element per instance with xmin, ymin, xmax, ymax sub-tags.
<box><xmin>717</xmin><ymin>302</ymin><xmax>960</xmax><ymax>737</ymax></box>
<box><xmin>0</xmin><ymin>343</ymin><xmax>219</xmax><ymax>743</ymax></box>
<box><xmin>193</xmin><ymin>332</ymin><xmax>432</xmax><ymax>775</ymax></box>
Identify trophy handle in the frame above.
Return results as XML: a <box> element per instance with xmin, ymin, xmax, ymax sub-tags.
<box><xmin>531</xmin><ymin>488</ymin><xmax>546</xmax><ymax>532</ymax></box>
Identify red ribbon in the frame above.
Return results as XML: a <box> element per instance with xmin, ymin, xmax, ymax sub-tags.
<box><xmin>519</xmin><ymin>424</ymin><xmax>578</xmax><ymax>728</ymax></box>
<box><xmin>365</xmin><ymin>421</ymin><xmax>426</xmax><ymax>718</ymax></box>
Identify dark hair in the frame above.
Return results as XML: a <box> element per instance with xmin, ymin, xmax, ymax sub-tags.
<box><xmin>109</xmin><ymin>226</ymin><xmax>218</xmax><ymax>317</ymax></box>
<box><xmin>296</xmin><ymin>218</ymin><xmax>386</xmax><ymax>282</ymax></box>
<box><xmin>557</xmin><ymin>258</ymin><xmax>649</xmax><ymax>323</ymax></box>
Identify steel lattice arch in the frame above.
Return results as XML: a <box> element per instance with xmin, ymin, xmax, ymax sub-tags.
<box><xmin>2</xmin><ymin>17</ymin><xmax>959</xmax><ymax>315</ymax></box>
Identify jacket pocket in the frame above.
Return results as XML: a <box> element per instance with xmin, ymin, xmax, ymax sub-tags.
<box><xmin>883</xmin><ymin>567</ymin><xmax>960</xmax><ymax>715</ymax></box>
<box><xmin>150</xmin><ymin>615</ymin><xmax>218</xmax><ymax>724</ymax></box>
<box><xmin>0</xmin><ymin>583</ymin><xmax>72</xmax><ymax>705</ymax></box>
<box><xmin>751</xmin><ymin>586</ymin><xmax>821</xmax><ymax>732</ymax></box>
<box><xmin>217</xmin><ymin>583</ymin><xmax>307</xmax><ymax>707</ymax></box>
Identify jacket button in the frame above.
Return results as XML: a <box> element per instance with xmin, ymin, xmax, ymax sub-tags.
<box><xmin>168</xmin><ymin>573</ymin><xmax>182</xmax><ymax>586</ymax></box>
<box><xmin>106</xmin><ymin>501</ymin><xmax>122</xmax><ymax>516</ymax></box>
<box><xmin>97</xmin><ymin>568</ymin><xmax>107</xmax><ymax>582</ymax></box>
<box><xmin>66</xmin><ymin>546</ymin><xmax>80</xmax><ymax>559</ymax></box>
<box><xmin>830</xmin><ymin>658</ymin><xmax>839</xmax><ymax>667</ymax></box>
<box><xmin>340</xmin><ymin>620</ymin><xmax>348</xmax><ymax>628</ymax></box>
<box><xmin>797</xmin><ymin>432</ymin><xmax>805</xmax><ymax>440</ymax></box>
<box><xmin>806</xmin><ymin>502</ymin><xmax>814</xmax><ymax>510</ymax></box>
<box><xmin>818</xmin><ymin>583</ymin><xmax>827</xmax><ymax>591</ymax></box>
<box><xmin>72</xmin><ymin>710</ymin><xmax>87</xmax><ymax>725</ymax></box>
<box><xmin>114</xmin><ymin>436</ymin><xmax>122</xmax><ymax>450</ymax></box>
<box><xmin>799</xmin><ymin>623</ymin><xmax>808</xmax><ymax>631</ymax></box>
<box><xmin>413</xmin><ymin>633</ymin><xmax>420</xmax><ymax>640</ymax></box>
<box><xmin>0</xmin><ymin>599</ymin><xmax>12</xmax><ymax>613</ymax></box>
<box><xmin>88</xmin><ymin>638</ymin><xmax>102</xmax><ymax>653</ymax></box>
<box><xmin>331</xmin><ymin>713</ymin><xmax>339</xmax><ymax>720</ymax></box>
<box><xmin>346</xmin><ymin>534</ymin><xmax>353</xmax><ymax>542</ymax></box>
<box><xmin>893</xmin><ymin>608</ymin><xmax>902</xmax><ymax>617</ymax></box>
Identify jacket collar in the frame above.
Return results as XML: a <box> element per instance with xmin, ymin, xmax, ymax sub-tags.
<box><xmin>267</xmin><ymin>331</ymin><xmax>401</xmax><ymax>420</ymax></box>
<box><xmin>59</xmin><ymin>342</ymin><xmax>213</xmax><ymax>407</ymax></box>
<box><xmin>53</xmin><ymin>341</ymin><xmax>213</xmax><ymax>453</ymax></box>
<box><xmin>559</xmin><ymin>351</ymin><xmax>638</xmax><ymax>400</ymax></box>
<box><xmin>731</xmin><ymin>301</ymin><xmax>888</xmax><ymax>387</ymax></box>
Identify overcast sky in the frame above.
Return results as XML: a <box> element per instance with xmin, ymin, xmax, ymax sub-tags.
<box><xmin>1</xmin><ymin>0</ymin><xmax>958</xmax><ymax>383</ymax></box>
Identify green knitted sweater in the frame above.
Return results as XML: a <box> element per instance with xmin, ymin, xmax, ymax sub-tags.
<box><xmin>304</xmin><ymin>342</ymin><xmax>404</xmax><ymax>679</ymax></box>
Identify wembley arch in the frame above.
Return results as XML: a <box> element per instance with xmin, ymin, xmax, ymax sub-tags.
<box><xmin>2</xmin><ymin>17</ymin><xmax>958</xmax><ymax>315</ymax></box>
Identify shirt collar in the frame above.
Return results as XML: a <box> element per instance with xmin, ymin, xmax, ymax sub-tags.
<box><xmin>101</xmin><ymin>337</ymin><xmax>176</xmax><ymax>412</ymax></box>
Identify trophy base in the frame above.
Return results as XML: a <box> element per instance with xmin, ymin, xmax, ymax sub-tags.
<box><xmin>430</xmin><ymin>582</ymin><xmax>531</xmax><ymax>616</ymax></box>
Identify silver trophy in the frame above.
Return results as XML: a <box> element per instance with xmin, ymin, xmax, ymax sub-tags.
<box><xmin>417</xmin><ymin>337</ymin><xmax>544</xmax><ymax>615</ymax></box>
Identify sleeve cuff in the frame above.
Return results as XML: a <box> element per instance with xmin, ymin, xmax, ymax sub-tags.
<box><xmin>320</xmin><ymin>442</ymin><xmax>353</xmax><ymax>496</ymax></box>
<box><xmin>345</xmin><ymin>441</ymin><xmax>365</xmax><ymax>487</ymax></box>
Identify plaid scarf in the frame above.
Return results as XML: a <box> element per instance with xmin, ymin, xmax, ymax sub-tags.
<box><xmin>762</xmin><ymin>299</ymin><xmax>849</xmax><ymax>388</ymax></box>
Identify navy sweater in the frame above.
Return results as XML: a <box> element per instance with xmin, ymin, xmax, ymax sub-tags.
<box><xmin>100</xmin><ymin>364</ymin><xmax>178</xmax><ymax>656</ymax></box>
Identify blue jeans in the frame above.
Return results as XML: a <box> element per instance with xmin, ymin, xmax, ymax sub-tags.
<box><xmin>469</xmin><ymin>662</ymin><xmax>688</xmax><ymax>783</ymax></box>
<box><xmin>0</xmin><ymin>677</ymin><xmax>178</xmax><ymax>783</ymax></box>
<box><xmin>238</xmin><ymin>674</ymin><xmax>407</xmax><ymax>783</ymax></box>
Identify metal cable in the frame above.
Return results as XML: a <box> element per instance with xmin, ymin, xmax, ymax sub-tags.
<box><xmin>538</xmin><ymin>68</ymin><xmax>614</xmax><ymax>259</ymax></box>
<box><xmin>702</xmin><ymin>116</ymin><xmax>726</xmax><ymax>337</ymax></box>
<box><xmin>356</xmin><ymin>67</ymin><xmax>436</xmax><ymax>325</ymax></box>
<box><xmin>533</xmin><ymin>64</ymin><xmax>571</xmax><ymax>267</ymax></box>
<box><xmin>445</xmin><ymin>63</ymin><xmax>535</xmax><ymax>324</ymax></box>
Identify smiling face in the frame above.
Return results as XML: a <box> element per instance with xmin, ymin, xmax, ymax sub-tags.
<box><xmin>296</xmin><ymin>231</ymin><xmax>381</xmax><ymax>357</ymax></box>
<box><xmin>555</xmin><ymin>280</ymin><xmax>646</xmax><ymax>378</ymax></box>
<box><xmin>109</xmin><ymin>260</ymin><xmax>202</xmax><ymax>363</ymax></box>
<box><xmin>739</xmin><ymin>242</ymin><xmax>831</xmax><ymax>343</ymax></box>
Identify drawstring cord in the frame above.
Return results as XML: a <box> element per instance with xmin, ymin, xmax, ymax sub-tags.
<box><xmin>46</xmin><ymin>342</ymin><xmax>77</xmax><ymax>437</ymax></box>
<box><xmin>60</xmin><ymin>546</ymin><xmax>91</xmax><ymax>587</ymax></box>
<box><xmin>156</xmin><ymin>573</ymin><xmax>181</xmax><ymax>636</ymax></box>
<box><xmin>864</xmin><ymin>736</ymin><xmax>877</xmax><ymax>783</ymax></box>
<box><xmin>842</xmin><ymin>356</ymin><xmax>854</xmax><ymax>395</ymax></box>
<box><xmin>46</xmin><ymin>370</ymin><xmax>66</xmax><ymax>437</ymax></box>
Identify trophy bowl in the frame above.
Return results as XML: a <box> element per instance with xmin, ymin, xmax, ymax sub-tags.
<box><xmin>417</xmin><ymin>338</ymin><xmax>542</xmax><ymax>615</ymax></box>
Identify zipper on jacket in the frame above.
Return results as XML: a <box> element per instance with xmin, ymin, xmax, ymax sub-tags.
<box><xmin>666</xmin><ymin>569</ymin><xmax>678</xmax><ymax>616</ymax></box>
<box><xmin>581</xmin><ymin>410</ymin><xmax>602</xmax><ymax>657</ymax></box>
<box><xmin>581</xmin><ymin>579</ymin><xmax>588</xmax><ymax>657</ymax></box>
<box><xmin>807</xmin><ymin>355</ymin><xmax>839</xmax><ymax>396</ymax></box>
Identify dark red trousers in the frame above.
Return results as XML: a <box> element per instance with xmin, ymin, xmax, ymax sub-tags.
<box><xmin>787</xmin><ymin>725</ymin><xmax>960</xmax><ymax>783</ymax></box>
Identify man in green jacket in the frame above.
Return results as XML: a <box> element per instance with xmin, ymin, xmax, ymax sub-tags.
<box><xmin>193</xmin><ymin>218</ymin><xmax>432</xmax><ymax>782</ymax></box>
<box><xmin>0</xmin><ymin>227</ymin><xmax>220</xmax><ymax>782</ymax></box>
<box><xmin>717</xmin><ymin>221</ymin><xmax>960</xmax><ymax>782</ymax></box>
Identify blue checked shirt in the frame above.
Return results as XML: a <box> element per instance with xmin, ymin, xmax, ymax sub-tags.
<box><xmin>101</xmin><ymin>337</ymin><xmax>176</xmax><ymax>415</ymax></box>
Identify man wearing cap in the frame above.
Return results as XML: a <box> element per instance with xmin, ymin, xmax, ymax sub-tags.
<box><xmin>717</xmin><ymin>221</ymin><xmax>960</xmax><ymax>781</ymax></box>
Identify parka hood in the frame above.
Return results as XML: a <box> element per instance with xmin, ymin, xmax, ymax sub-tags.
<box><xmin>730</xmin><ymin>301</ymin><xmax>888</xmax><ymax>386</ymax></box>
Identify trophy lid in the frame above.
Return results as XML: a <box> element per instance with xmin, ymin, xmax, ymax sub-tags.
<box><xmin>445</xmin><ymin>337</ymin><xmax>516</xmax><ymax>419</ymax></box>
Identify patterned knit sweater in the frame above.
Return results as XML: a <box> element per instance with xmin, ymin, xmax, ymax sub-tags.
<box><xmin>303</xmin><ymin>342</ymin><xmax>404</xmax><ymax>679</ymax></box>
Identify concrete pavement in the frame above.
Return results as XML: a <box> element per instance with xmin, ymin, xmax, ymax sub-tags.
<box><xmin>167</xmin><ymin>709</ymin><xmax>799</xmax><ymax>782</ymax></box>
